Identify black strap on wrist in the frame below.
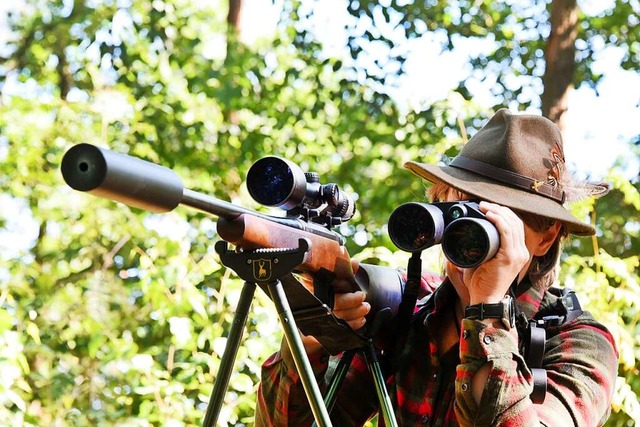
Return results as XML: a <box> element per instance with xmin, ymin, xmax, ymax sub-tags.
<box><xmin>464</xmin><ymin>301</ymin><xmax>505</xmax><ymax>320</ymax></box>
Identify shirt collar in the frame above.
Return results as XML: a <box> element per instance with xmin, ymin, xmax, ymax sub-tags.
<box><xmin>417</xmin><ymin>278</ymin><xmax>456</xmax><ymax>318</ymax></box>
<box><xmin>513</xmin><ymin>277</ymin><xmax>546</xmax><ymax>319</ymax></box>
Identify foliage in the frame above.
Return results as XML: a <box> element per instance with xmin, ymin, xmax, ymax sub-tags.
<box><xmin>0</xmin><ymin>0</ymin><xmax>638</xmax><ymax>426</ymax></box>
<box><xmin>0</xmin><ymin>0</ymin><xmax>452</xmax><ymax>425</ymax></box>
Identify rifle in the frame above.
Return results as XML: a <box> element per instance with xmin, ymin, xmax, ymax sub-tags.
<box><xmin>60</xmin><ymin>143</ymin><xmax>403</xmax><ymax>343</ymax></box>
<box><xmin>62</xmin><ymin>144</ymin><xmax>358</xmax><ymax>286</ymax></box>
<box><xmin>61</xmin><ymin>143</ymin><xmax>404</xmax><ymax>427</ymax></box>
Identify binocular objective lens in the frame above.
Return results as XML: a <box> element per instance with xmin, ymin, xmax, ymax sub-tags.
<box><xmin>388</xmin><ymin>203</ymin><xmax>440</xmax><ymax>252</ymax></box>
<box><xmin>442</xmin><ymin>219</ymin><xmax>490</xmax><ymax>268</ymax></box>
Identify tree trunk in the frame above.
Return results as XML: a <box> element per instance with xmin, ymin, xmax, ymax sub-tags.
<box><xmin>56</xmin><ymin>47</ymin><xmax>71</xmax><ymax>100</ymax></box>
<box><xmin>227</xmin><ymin>0</ymin><xmax>243</xmax><ymax>33</ymax></box>
<box><xmin>541</xmin><ymin>0</ymin><xmax>578</xmax><ymax>131</ymax></box>
<box><xmin>224</xmin><ymin>0</ymin><xmax>243</xmax><ymax>124</ymax></box>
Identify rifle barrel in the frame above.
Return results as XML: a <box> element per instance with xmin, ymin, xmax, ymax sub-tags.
<box><xmin>181</xmin><ymin>188</ymin><xmax>265</xmax><ymax>220</ymax></box>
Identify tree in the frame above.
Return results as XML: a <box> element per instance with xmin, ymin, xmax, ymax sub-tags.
<box><xmin>541</xmin><ymin>0</ymin><xmax>578</xmax><ymax>130</ymax></box>
<box><xmin>1</xmin><ymin>0</ymin><xmax>638</xmax><ymax>425</ymax></box>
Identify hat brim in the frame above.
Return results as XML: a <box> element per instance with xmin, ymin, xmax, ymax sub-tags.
<box><xmin>405</xmin><ymin>161</ymin><xmax>595</xmax><ymax>236</ymax></box>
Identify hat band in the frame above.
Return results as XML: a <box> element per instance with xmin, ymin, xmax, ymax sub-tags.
<box><xmin>449</xmin><ymin>156</ymin><xmax>565</xmax><ymax>203</ymax></box>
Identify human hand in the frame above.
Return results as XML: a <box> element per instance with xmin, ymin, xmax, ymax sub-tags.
<box><xmin>298</xmin><ymin>260</ymin><xmax>371</xmax><ymax>353</ymax></box>
<box><xmin>325</xmin><ymin>260</ymin><xmax>370</xmax><ymax>329</ymax></box>
<box><xmin>332</xmin><ymin>290</ymin><xmax>371</xmax><ymax>331</ymax></box>
<box><xmin>457</xmin><ymin>201</ymin><xmax>530</xmax><ymax>305</ymax></box>
<box><xmin>299</xmin><ymin>288</ymin><xmax>371</xmax><ymax>354</ymax></box>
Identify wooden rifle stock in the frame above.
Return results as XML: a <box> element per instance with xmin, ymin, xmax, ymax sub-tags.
<box><xmin>217</xmin><ymin>215</ymin><xmax>358</xmax><ymax>292</ymax></box>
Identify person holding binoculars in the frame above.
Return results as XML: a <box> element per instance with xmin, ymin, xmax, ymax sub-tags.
<box><xmin>255</xmin><ymin>109</ymin><xmax>618</xmax><ymax>426</ymax></box>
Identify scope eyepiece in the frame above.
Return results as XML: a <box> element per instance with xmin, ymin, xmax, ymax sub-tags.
<box><xmin>330</xmin><ymin>187</ymin><xmax>355</xmax><ymax>222</ymax></box>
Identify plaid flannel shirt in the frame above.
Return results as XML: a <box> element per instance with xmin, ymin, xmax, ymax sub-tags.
<box><xmin>255</xmin><ymin>276</ymin><xmax>618</xmax><ymax>426</ymax></box>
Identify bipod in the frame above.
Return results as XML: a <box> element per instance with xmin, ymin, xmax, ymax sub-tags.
<box><xmin>203</xmin><ymin>238</ymin><xmax>332</xmax><ymax>427</ymax></box>
<box><xmin>312</xmin><ymin>307</ymin><xmax>398</xmax><ymax>427</ymax></box>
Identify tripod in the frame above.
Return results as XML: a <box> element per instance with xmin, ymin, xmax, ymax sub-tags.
<box><xmin>202</xmin><ymin>239</ymin><xmax>398</xmax><ymax>427</ymax></box>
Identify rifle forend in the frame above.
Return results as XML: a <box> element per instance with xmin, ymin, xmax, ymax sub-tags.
<box><xmin>60</xmin><ymin>143</ymin><xmax>359</xmax><ymax>292</ymax></box>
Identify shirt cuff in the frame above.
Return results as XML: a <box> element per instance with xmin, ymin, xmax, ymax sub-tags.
<box><xmin>460</xmin><ymin>318</ymin><xmax>519</xmax><ymax>363</ymax></box>
<box><xmin>456</xmin><ymin>319</ymin><xmax>527</xmax><ymax>425</ymax></box>
<box><xmin>276</xmin><ymin>339</ymin><xmax>331</xmax><ymax>380</ymax></box>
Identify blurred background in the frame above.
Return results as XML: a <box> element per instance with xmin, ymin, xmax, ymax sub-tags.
<box><xmin>0</xmin><ymin>0</ymin><xmax>638</xmax><ymax>425</ymax></box>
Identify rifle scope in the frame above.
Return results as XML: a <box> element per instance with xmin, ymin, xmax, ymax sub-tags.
<box><xmin>388</xmin><ymin>201</ymin><xmax>500</xmax><ymax>268</ymax></box>
<box><xmin>246</xmin><ymin>156</ymin><xmax>356</xmax><ymax>224</ymax></box>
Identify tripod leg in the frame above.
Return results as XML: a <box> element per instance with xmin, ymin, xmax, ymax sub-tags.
<box><xmin>267</xmin><ymin>279</ymin><xmax>333</xmax><ymax>427</ymax></box>
<box><xmin>202</xmin><ymin>281</ymin><xmax>257</xmax><ymax>427</ymax></box>
<box><xmin>363</xmin><ymin>343</ymin><xmax>398</xmax><ymax>427</ymax></box>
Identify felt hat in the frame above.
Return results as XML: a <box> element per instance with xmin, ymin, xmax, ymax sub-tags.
<box><xmin>405</xmin><ymin>108</ymin><xmax>608</xmax><ymax>236</ymax></box>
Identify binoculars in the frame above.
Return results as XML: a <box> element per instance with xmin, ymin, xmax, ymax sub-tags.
<box><xmin>388</xmin><ymin>201</ymin><xmax>500</xmax><ymax>268</ymax></box>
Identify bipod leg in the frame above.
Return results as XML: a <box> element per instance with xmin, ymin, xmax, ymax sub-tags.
<box><xmin>363</xmin><ymin>341</ymin><xmax>398</xmax><ymax>427</ymax></box>
<box><xmin>202</xmin><ymin>281</ymin><xmax>256</xmax><ymax>427</ymax></box>
<box><xmin>267</xmin><ymin>279</ymin><xmax>333</xmax><ymax>427</ymax></box>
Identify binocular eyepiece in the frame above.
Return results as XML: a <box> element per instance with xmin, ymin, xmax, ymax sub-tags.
<box><xmin>246</xmin><ymin>156</ymin><xmax>355</xmax><ymax>226</ymax></box>
<box><xmin>388</xmin><ymin>201</ymin><xmax>500</xmax><ymax>268</ymax></box>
